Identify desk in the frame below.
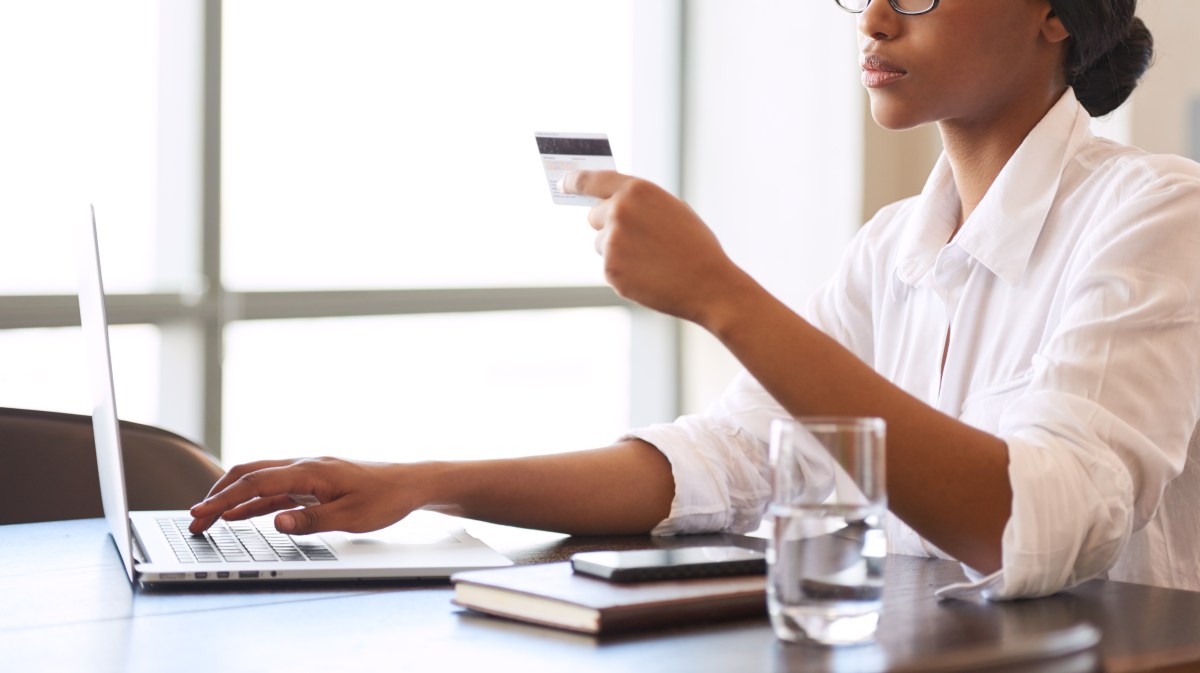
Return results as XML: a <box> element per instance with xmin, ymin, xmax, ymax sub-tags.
<box><xmin>3</xmin><ymin>518</ymin><xmax>1200</xmax><ymax>673</ymax></box>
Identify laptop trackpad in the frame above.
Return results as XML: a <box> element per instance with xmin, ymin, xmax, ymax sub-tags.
<box><xmin>334</xmin><ymin>527</ymin><xmax>461</xmax><ymax>547</ymax></box>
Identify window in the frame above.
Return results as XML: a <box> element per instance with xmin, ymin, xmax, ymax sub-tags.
<box><xmin>0</xmin><ymin>1</ymin><xmax>682</xmax><ymax>462</ymax></box>
<box><xmin>0</xmin><ymin>2</ymin><xmax>162</xmax><ymax>429</ymax></box>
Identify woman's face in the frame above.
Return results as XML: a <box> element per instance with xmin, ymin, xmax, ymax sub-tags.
<box><xmin>858</xmin><ymin>0</ymin><xmax>1068</xmax><ymax>131</ymax></box>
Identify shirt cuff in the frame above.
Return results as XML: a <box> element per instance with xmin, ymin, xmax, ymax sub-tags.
<box><xmin>934</xmin><ymin>566</ymin><xmax>1005</xmax><ymax>601</ymax></box>
<box><xmin>936</xmin><ymin>432</ymin><xmax>1132</xmax><ymax>601</ymax></box>
<box><xmin>623</xmin><ymin>418</ymin><xmax>770</xmax><ymax>537</ymax></box>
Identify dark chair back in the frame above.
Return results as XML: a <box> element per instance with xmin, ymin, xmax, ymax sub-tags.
<box><xmin>0</xmin><ymin>407</ymin><xmax>224</xmax><ymax>525</ymax></box>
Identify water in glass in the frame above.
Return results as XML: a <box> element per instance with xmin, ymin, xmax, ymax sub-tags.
<box><xmin>768</xmin><ymin>502</ymin><xmax>886</xmax><ymax>645</ymax></box>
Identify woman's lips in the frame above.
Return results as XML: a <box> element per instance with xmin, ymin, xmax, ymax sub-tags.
<box><xmin>861</xmin><ymin>55</ymin><xmax>907</xmax><ymax>88</ymax></box>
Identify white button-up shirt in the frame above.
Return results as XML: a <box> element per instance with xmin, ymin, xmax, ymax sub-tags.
<box><xmin>628</xmin><ymin>89</ymin><xmax>1200</xmax><ymax>599</ymax></box>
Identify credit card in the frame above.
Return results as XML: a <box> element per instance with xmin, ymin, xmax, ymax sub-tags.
<box><xmin>535</xmin><ymin>132</ymin><xmax>615</xmax><ymax>206</ymax></box>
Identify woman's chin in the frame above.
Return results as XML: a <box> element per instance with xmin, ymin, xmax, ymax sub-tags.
<box><xmin>868</xmin><ymin>97</ymin><xmax>931</xmax><ymax>132</ymax></box>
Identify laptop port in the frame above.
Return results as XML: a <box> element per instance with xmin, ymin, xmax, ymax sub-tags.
<box><xmin>238</xmin><ymin>571</ymin><xmax>259</xmax><ymax>579</ymax></box>
<box><xmin>216</xmin><ymin>571</ymin><xmax>230</xmax><ymax>579</ymax></box>
<box><xmin>194</xmin><ymin>572</ymin><xmax>208</xmax><ymax>580</ymax></box>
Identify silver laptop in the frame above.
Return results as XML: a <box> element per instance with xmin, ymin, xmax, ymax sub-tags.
<box><xmin>78</xmin><ymin>205</ymin><xmax>513</xmax><ymax>585</ymax></box>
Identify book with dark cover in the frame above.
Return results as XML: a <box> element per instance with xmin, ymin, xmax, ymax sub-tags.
<box><xmin>451</xmin><ymin>561</ymin><xmax>766</xmax><ymax>635</ymax></box>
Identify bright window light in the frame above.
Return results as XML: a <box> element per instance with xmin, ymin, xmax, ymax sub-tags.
<box><xmin>0</xmin><ymin>2</ymin><xmax>158</xmax><ymax>295</ymax></box>
<box><xmin>0</xmin><ymin>325</ymin><xmax>161</xmax><ymax>426</ymax></box>
<box><xmin>222</xmin><ymin>0</ymin><xmax>635</xmax><ymax>290</ymax></box>
<box><xmin>221</xmin><ymin>309</ymin><xmax>631</xmax><ymax>466</ymax></box>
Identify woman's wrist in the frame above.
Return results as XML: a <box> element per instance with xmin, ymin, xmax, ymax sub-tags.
<box><xmin>695</xmin><ymin>266</ymin><xmax>770</xmax><ymax>340</ymax></box>
<box><xmin>386</xmin><ymin>460</ymin><xmax>467</xmax><ymax>518</ymax></box>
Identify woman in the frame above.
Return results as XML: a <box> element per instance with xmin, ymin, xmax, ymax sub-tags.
<box><xmin>190</xmin><ymin>0</ymin><xmax>1200</xmax><ymax>598</ymax></box>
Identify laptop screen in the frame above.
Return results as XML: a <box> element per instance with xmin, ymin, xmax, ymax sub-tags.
<box><xmin>78</xmin><ymin>204</ymin><xmax>137</xmax><ymax>582</ymax></box>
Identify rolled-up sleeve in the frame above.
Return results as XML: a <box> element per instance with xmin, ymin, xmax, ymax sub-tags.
<box><xmin>975</xmin><ymin>174</ymin><xmax>1200</xmax><ymax>599</ymax></box>
<box><xmin>624</xmin><ymin>371</ymin><xmax>788</xmax><ymax>536</ymax></box>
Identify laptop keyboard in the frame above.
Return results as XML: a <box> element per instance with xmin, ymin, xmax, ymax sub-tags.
<box><xmin>157</xmin><ymin>517</ymin><xmax>337</xmax><ymax>563</ymax></box>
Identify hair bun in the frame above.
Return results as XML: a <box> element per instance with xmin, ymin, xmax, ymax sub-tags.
<box><xmin>1070</xmin><ymin>16</ymin><xmax>1154</xmax><ymax>117</ymax></box>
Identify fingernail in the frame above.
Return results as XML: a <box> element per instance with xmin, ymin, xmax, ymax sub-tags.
<box><xmin>190</xmin><ymin>502</ymin><xmax>205</xmax><ymax>514</ymax></box>
<box><xmin>555</xmin><ymin>176</ymin><xmax>566</xmax><ymax>193</ymax></box>
<box><xmin>277</xmin><ymin>514</ymin><xmax>294</xmax><ymax>533</ymax></box>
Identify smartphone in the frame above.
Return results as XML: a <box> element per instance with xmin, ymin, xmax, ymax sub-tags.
<box><xmin>570</xmin><ymin>546</ymin><xmax>766</xmax><ymax>582</ymax></box>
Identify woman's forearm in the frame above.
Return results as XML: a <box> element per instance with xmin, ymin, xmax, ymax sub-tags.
<box><xmin>701</xmin><ymin>271</ymin><xmax>1011</xmax><ymax>573</ymax></box>
<box><xmin>416</xmin><ymin>439</ymin><xmax>676</xmax><ymax>535</ymax></box>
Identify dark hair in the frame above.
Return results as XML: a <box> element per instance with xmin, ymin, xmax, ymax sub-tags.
<box><xmin>1047</xmin><ymin>0</ymin><xmax>1154</xmax><ymax>117</ymax></box>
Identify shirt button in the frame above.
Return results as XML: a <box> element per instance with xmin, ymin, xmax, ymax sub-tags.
<box><xmin>935</xmin><ymin>256</ymin><xmax>956</xmax><ymax>277</ymax></box>
<box><xmin>935</xmin><ymin>249</ymin><xmax>968</xmax><ymax>282</ymax></box>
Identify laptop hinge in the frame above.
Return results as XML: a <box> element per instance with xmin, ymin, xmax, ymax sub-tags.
<box><xmin>129</xmin><ymin>520</ymin><xmax>150</xmax><ymax>565</ymax></box>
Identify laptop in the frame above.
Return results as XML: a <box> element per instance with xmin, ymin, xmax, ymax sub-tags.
<box><xmin>78</xmin><ymin>205</ymin><xmax>513</xmax><ymax>585</ymax></box>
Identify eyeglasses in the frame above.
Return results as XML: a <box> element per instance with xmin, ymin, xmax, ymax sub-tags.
<box><xmin>835</xmin><ymin>0</ymin><xmax>940</xmax><ymax>16</ymax></box>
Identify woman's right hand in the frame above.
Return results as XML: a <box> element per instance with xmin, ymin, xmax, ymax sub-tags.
<box><xmin>187</xmin><ymin>457</ymin><xmax>428</xmax><ymax>536</ymax></box>
<box><xmin>186</xmin><ymin>440</ymin><xmax>675</xmax><ymax>539</ymax></box>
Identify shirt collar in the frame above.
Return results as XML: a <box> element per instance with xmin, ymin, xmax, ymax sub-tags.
<box><xmin>895</xmin><ymin>88</ymin><xmax>1094</xmax><ymax>287</ymax></box>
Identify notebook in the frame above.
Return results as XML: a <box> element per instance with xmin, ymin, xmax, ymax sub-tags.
<box><xmin>78</xmin><ymin>205</ymin><xmax>513</xmax><ymax>585</ymax></box>
<box><xmin>452</xmin><ymin>561</ymin><xmax>767</xmax><ymax>635</ymax></box>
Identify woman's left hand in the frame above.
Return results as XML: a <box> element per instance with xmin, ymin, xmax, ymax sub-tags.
<box><xmin>561</xmin><ymin>170</ymin><xmax>751</xmax><ymax>328</ymax></box>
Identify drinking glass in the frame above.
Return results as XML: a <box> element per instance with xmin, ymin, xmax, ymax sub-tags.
<box><xmin>767</xmin><ymin>417</ymin><xmax>887</xmax><ymax>645</ymax></box>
